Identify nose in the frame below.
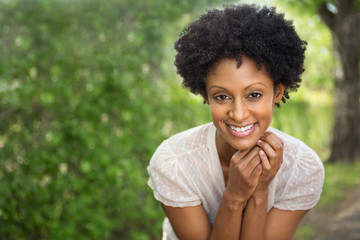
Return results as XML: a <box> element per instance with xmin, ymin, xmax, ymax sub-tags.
<box><xmin>229</xmin><ymin>99</ymin><xmax>249</xmax><ymax>122</ymax></box>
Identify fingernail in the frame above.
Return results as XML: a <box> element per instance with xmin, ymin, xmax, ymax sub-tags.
<box><xmin>257</xmin><ymin>139</ymin><xmax>261</xmax><ymax>144</ymax></box>
<box><xmin>259</xmin><ymin>149</ymin><xmax>264</xmax><ymax>155</ymax></box>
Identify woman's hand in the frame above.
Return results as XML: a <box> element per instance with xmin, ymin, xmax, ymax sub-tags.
<box><xmin>225</xmin><ymin>147</ymin><xmax>263</xmax><ymax>204</ymax></box>
<box><xmin>253</xmin><ymin>132</ymin><xmax>284</xmax><ymax>197</ymax></box>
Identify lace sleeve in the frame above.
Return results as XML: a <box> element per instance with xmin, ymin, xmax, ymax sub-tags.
<box><xmin>147</xmin><ymin>140</ymin><xmax>201</xmax><ymax>207</ymax></box>
<box><xmin>274</xmin><ymin>144</ymin><xmax>325</xmax><ymax>211</ymax></box>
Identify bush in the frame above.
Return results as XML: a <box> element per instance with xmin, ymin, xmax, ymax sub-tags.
<box><xmin>0</xmin><ymin>0</ymin><xmax>217</xmax><ymax>238</ymax></box>
<box><xmin>0</xmin><ymin>0</ymin><xmax>332</xmax><ymax>239</ymax></box>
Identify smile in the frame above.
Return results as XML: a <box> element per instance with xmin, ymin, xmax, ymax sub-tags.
<box><xmin>229</xmin><ymin>124</ymin><xmax>254</xmax><ymax>132</ymax></box>
<box><xmin>227</xmin><ymin>123</ymin><xmax>256</xmax><ymax>138</ymax></box>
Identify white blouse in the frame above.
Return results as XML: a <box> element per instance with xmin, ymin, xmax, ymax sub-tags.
<box><xmin>147</xmin><ymin>123</ymin><xmax>325</xmax><ymax>239</ymax></box>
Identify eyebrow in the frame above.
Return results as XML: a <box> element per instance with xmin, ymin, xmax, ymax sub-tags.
<box><xmin>244</xmin><ymin>82</ymin><xmax>267</xmax><ymax>89</ymax></box>
<box><xmin>209</xmin><ymin>82</ymin><xmax>267</xmax><ymax>91</ymax></box>
<box><xmin>209</xmin><ymin>86</ymin><xmax>228</xmax><ymax>91</ymax></box>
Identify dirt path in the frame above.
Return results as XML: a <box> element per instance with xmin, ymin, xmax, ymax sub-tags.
<box><xmin>300</xmin><ymin>182</ymin><xmax>360</xmax><ymax>240</ymax></box>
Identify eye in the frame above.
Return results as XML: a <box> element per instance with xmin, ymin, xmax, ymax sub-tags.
<box><xmin>214</xmin><ymin>94</ymin><xmax>230</xmax><ymax>101</ymax></box>
<box><xmin>248</xmin><ymin>92</ymin><xmax>262</xmax><ymax>99</ymax></box>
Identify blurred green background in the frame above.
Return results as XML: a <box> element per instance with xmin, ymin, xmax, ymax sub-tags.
<box><xmin>0</xmin><ymin>0</ymin><xmax>358</xmax><ymax>239</ymax></box>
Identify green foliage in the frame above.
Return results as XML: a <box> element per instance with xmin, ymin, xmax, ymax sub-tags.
<box><xmin>283</xmin><ymin>0</ymin><xmax>360</xmax><ymax>13</ymax></box>
<box><xmin>0</xmin><ymin>0</ymin><xmax>337</xmax><ymax>239</ymax></box>
<box><xmin>0</xmin><ymin>0</ymin><xmax>223</xmax><ymax>239</ymax></box>
<box><xmin>272</xmin><ymin>95</ymin><xmax>333</xmax><ymax>160</ymax></box>
<box><xmin>282</xmin><ymin>0</ymin><xmax>331</xmax><ymax>14</ymax></box>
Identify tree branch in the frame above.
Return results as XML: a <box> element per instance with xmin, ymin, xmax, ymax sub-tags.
<box><xmin>318</xmin><ymin>2</ymin><xmax>336</xmax><ymax>30</ymax></box>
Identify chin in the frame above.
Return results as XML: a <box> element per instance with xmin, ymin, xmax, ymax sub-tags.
<box><xmin>230</xmin><ymin>139</ymin><xmax>258</xmax><ymax>152</ymax></box>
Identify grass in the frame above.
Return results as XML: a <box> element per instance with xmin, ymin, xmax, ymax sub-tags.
<box><xmin>293</xmin><ymin>224</ymin><xmax>316</xmax><ymax>240</ymax></box>
<box><xmin>318</xmin><ymin>161</ymin><xmax>360</xmax><ymax>208</ymax></box>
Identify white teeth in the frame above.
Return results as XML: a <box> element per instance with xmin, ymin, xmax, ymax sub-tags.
<box><xmin>230</xmin><ymin>124</ymin><xmax>254</xmax><ymax>132</ymax></box>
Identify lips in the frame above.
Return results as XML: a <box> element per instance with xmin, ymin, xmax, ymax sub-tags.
<box><xmin>227</xmin><ymin>123</ymin><xmax>256</xmax><ymax>137</ymax></box>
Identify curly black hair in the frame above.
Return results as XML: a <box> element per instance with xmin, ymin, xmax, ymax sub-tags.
<box><xmin>174</xmin><ymin>4</ymin><xmax>307</xmax><ymax>105</ymax></box>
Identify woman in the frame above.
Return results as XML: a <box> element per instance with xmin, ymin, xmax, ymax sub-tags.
<box><xmin>147</xmin><ymin>4</ymin><xmax>324</xmax><ymax>239</ymax></box>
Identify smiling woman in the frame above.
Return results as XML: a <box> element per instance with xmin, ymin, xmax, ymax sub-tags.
<box><xmin>206</xmin><ymin>57</ymin><xmax>284</xmax><ymax>154</ymax></box>
<box><xmin>147</xmin><ymin>4</ymin><xmax>324</xmax><ymax>240</ymax></box>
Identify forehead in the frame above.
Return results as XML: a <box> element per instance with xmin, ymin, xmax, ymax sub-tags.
<box><xmin>206</xmin><ymin>57</ymin><xmax>274</xmax><ymax>88</ymax></box>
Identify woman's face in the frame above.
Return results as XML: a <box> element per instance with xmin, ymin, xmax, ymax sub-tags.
<box><xmin>206</xmin><ymin>56</ymin><xmax>284</xmax><ymax>153</ymax></box>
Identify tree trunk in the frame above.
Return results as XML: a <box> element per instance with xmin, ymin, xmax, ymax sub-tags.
<box><xmin>318</xmin><ymin>0</ymin><xmax>360</xmax><ymax>162</ymax></box>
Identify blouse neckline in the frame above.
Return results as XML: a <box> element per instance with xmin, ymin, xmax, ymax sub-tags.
<box><xmin>207</xmin><ymin>123</ymin><xmax>226</xmax><ymax>191</ymax></box>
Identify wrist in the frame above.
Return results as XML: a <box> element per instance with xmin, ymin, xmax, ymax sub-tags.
<box><xmin>223</xmin><ymin>188</ymin><xmax>246</xmax><ymax>211</ymax></box>
<box><xmin>251</xmin><ymin>188</ymin><xmax>269</xmax><ymax>205</ymax></box>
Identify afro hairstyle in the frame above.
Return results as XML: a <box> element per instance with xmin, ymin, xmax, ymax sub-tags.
<box><xmin>174</xmin><ymin>4</ymin><xmax>307</xmax><ymax>105</ymax></box>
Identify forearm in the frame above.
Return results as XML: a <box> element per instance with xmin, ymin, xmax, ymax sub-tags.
<box><xmin>210</xmin><ymin>189</ymin><xmax>245</xmax><ymax>240</ymax></box>
<box><xmin>240</xmin><ymin>189</ymin><xmax>268</xmax><ymax>240</ymax></box>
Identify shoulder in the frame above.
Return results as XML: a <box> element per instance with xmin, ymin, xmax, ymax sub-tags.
<box><xmin>147</xmin><ymin>123</ymin><xmax>214</xmax><ymax>207</ymax></box>
<box><xmin>267</xmin><ymin>127</ymin><xmax>323</xmax><ymax>169</ymax></box>
<box><xmin>148</xmin><ymin>122</ymin><xmax>214</xmax><ymax>179</ymax></box>
<box><xmin>267</xmin><ymin>126</ymin><xmax>307</xmax><ymax>148</ymax></box>
<box><xmin>151</xmin><ymin>123</ymin><xmax>213</xmax><ymax>162</ymax></box>
<box><xmin>167</xmin><ymin>122</ymin><xmax>213</xmax><ymax>146</ymax></box>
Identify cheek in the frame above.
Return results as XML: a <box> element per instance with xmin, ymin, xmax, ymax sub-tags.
<box><xmin>209</xmin><ymin>104</ymin><xmax>222</xmax><ymax>120</ymax></box>
<box><xmin>252</xmin><ymin>100</ymin><xmax>275</xmax><ymax>121</ymax></box>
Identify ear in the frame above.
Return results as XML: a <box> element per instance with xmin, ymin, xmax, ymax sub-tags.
<box><xmin>201</xmin><ymin>92</ymin><xmax>209</xmax><ymax>104</ymax></box>
<box><xmin>203</xmin><ymin>97</ymin><xmax>209</xmax><ymax>105</ymax></box>
<box><xmin>274</xmin><ymin>84</ymin><xmax>285</xmax><ymax>103</ymax></box>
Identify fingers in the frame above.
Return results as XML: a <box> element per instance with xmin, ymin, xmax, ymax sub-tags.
<box><xmin>231</xmin><ymin>147</ymin><xmax>262</xmax><ymax>176</ymax></box>
<box><xmin>247</xmin><ymin>153</ymin><xmax>261</xmax><ymax>176</ymax></box>
<box><xmin>231</xmin><ymin>147</ymin><xmax>260</xmax><ymax>166</ymax></box>
<box><xmin>260</xmin><ymin>132</ymin><xmax>284</xmax><ymax>156</ymax></box>
<box><xmin>231</xmin><ymin>146</ymin><xmax>258</xmax><ymax>164</ymax></box>
<box><xmin>259</xmin><ymin>149</ymin><xmax>271</xmax><ymax>171</ymax></box>
<box><xmin>227</xmin><ymin>147</ymin><xmax>263</xmax><ymax>200</ymax></box>
<box><xmin>244</xmin><ymin>147</ymin><xmax>262</xmax><ymax>175</ymax></box>
<box><xmin>257</xmin><ymin>140</ymin><xmax>280</xmax><ymax>168</ymax></box>
<box><xmin>257</xmin><ymin>132</ymin><xmax>284</xmax><ymax>175</ymax></box>
<box><xmin>251</xmin><ymin>163</ymin><xmax>263</xmax><ymax>179</ymax></box>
